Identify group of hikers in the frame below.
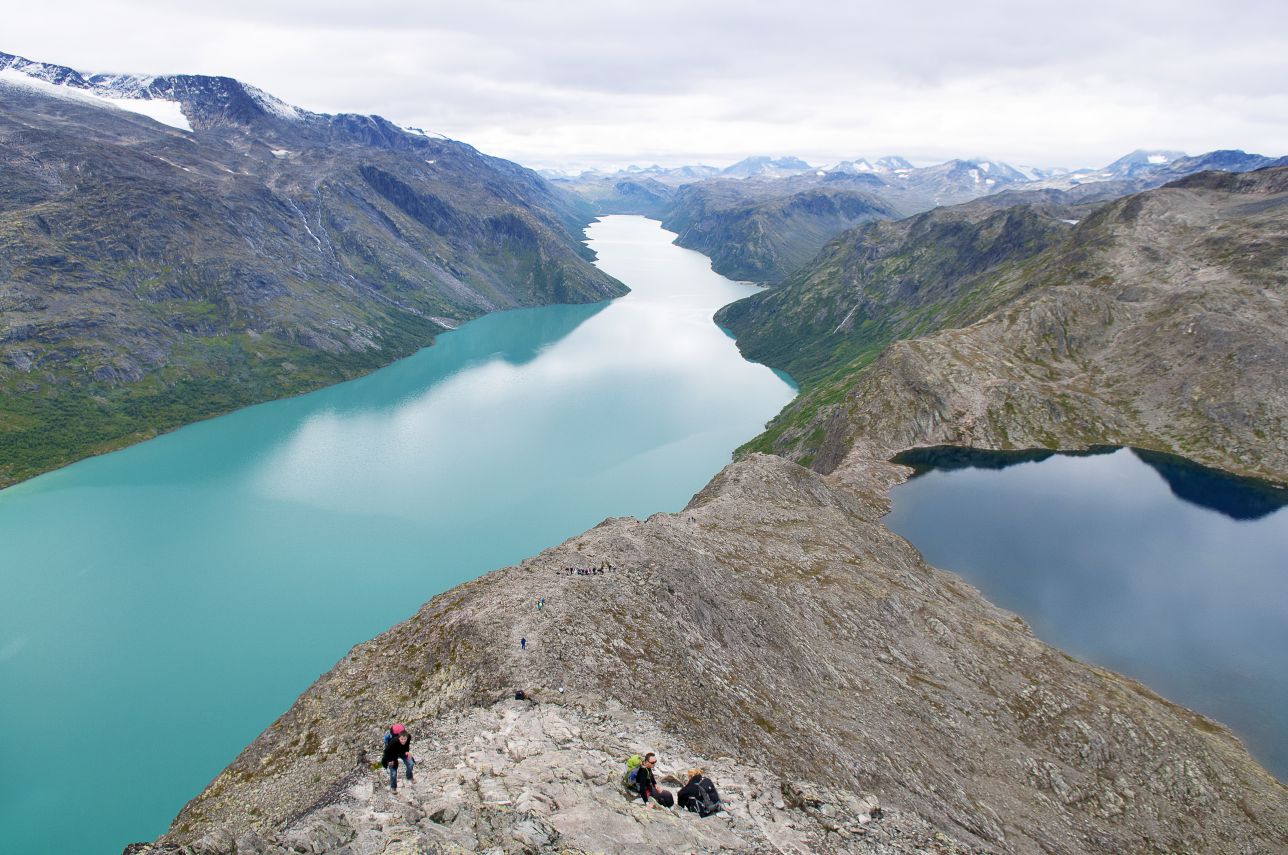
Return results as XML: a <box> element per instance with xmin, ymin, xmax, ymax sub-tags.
<box><xmin>625</xmin><ymin>752</ymin><xmax>723</xmax><ymax>816</ymax></box>
<box><xmin>561</xmin><ymin>561</ymin><xmax>611</xmax><ymax>576</ymax></box>
<box><xmin>378</xmin><ymin>725</ymin><xmax>722</xmax><ymax>818</ymax></box>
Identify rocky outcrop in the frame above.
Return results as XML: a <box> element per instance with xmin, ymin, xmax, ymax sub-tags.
<box><xmin>742</xmin><ymin>168</ymin><xmax>1288</xmax><ymax>483</ymax></box>
<box><xmin>130</xmin><ymin>454</ymin><xmax>1288</xmax><ymax>855</ymax></box>
<box><xmin>130</xmin><ymin>694</ymin><xmax>960</xmax><ymax>855</ymax></box>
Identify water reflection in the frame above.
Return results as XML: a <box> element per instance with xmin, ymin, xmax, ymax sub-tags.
<box><xmin>0</xmin><ymin>216</ymin><xmax>796</xmax><ymax>853</ymax></box>
<box><xmin>894</xmin><ymin>445</ymin><xmax>1288</xmax><ymax>521</ymax></box>
<box><xmin>885</xmin><ymin>446</ymin><xmax>1288</xmax><ymax>780</ymax></box>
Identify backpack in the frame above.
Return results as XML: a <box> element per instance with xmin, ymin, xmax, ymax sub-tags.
<box><xmin>689</xmin><ymin>776</ymin><xmax>720</xmax><ymax>817</ymax></box>
<box><xmin>623</xmin><ymin>754</ymin><xmax>643</xmax><ymax>788</ymax></box>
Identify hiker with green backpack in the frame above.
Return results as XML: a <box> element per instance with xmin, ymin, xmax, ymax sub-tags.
<box><xmin>624</xmin><ymin>751</ymin><xmax>674</xmax><ymax>808</ymax></box>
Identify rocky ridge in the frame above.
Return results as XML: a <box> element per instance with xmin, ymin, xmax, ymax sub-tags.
<box><xmin>132</xmin><ymin>693</ymin><xmax>968</xmax><ymax>855</ymax></box>
<box><xmin>130</xmin><ymin>453</ymin><xmax>1288</xmax><ymax>855</ymax></box>
<box><xmin>738</xmin><ymin>168</ymin><xmax>1288</xmax><ymax>482</ymax></box>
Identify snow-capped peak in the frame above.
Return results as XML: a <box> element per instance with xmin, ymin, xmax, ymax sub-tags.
<box><xmin>0</xmin><ymin>65</ymin><xmax>192</xmax><ymax>132</ymax></box>
<box><xmin>244</xmin><ymin>83</ymin><xmax>303</xmax><ymax>121</ymax></box>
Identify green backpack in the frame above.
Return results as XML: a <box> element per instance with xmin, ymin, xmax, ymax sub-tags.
<box><xmin>623</xmin><ymin>754</ymin><xmax>643</xmax><ymax>788</ymax></box>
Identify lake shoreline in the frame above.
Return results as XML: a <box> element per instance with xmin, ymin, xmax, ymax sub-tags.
<box><xmin>0</xmin><ymin>216</ymin><xmax>796</xmax><ymax>854</ymax></box>
<box><xmin>131</xmin><ymin>449</ymin><xmax>1288</xmax><ymax>855</ymax></box>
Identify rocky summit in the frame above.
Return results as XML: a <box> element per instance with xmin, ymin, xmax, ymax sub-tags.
<box><xmin>129</xmin><ymin>453</ymin><xmax>1288</xmax><ymax>855</ymax></box>
<box><xmin>129</xmin><ymin>693</ymin><xmax>961</xmax><ymax>855</ymax></box>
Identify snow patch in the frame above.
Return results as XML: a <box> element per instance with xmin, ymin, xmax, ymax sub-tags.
<box><xmin>0</xmin><ymin>67</ymin><xmax>191</xmax><ymax>131</ymax></box>
<box><xmin>816</xmin><ymin>170</ymin><xmax>826</xmax><ymax>176</ymax></box>
<box><xmin>1147</xmin><ymin>154</ymin><xmax>1168</xmax><ymax>164</ymax></box>
<box><xmin>271</xmin><ymin>149</ymin><xmax>291</xmax><ymax>158</ymax></box>
<box><xmin>1061</xmin><ymin>219</ymin><xmax>1080</xmax><ymax>225</ymax></box>
<box><xmin>245</xmin><ymin>84</ymin><xmax>302</xmax><ymax>121</ymax></box>
<box><xmin>102</xmin><ymin>95</ymin><xmax>190</xmax><ymax>131</ymax></box>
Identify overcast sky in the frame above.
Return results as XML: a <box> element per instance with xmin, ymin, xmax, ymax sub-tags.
<box><xmin>7</xmin><ymin>0</ymin><xmax>1287</xmax><ymax>171</ymax></box>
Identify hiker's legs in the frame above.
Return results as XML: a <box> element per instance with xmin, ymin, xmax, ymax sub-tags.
<box><xmin>387</xmin><ymin>762</ymin><xmax>397</xmax><ymax>789</ymax></box>
<box><xmin>403</xmin><ymin>755</ymin><xmax>415</xmax><ymax>781</ymax></box>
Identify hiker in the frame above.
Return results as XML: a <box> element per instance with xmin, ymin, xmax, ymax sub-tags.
<box><xmin>677</xmin><ymin>768</ymin><xmax>722</xmax><ymax>816</ymax></box>
<box><xmin>520</xmin><ymin>637</ymin><xmax>527</xmax><ymax>650</ymax></box>
<box><xmin>634</xmin><ymin>752</ymin><xmax>674</xmax><ymax>808</ymax></box>
<box><xmin>380</xmin><ymin>724</ymin><xmax>414</xmax><ymax>791</ymax></box>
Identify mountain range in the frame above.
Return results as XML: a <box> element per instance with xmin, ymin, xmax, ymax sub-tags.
<box><xmin>551</xmin><ymin>147</ymin><xmax>1284</xmax><ymax>283</ymax></box>
<box><xmin>721</xmin><ymin>166</ymin><xmax>1288</xmax><ymax>484</ymax></box>
<box><xmin>0</xmin><ymin>50</ymin><xmax>624</xmax><ymax>487</ymax></box>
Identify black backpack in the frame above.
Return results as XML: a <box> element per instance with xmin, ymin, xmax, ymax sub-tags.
<box><xmin>688</xmin><ymin>776</ymin><xmax>720</xmax><ymax>817</ymax></box>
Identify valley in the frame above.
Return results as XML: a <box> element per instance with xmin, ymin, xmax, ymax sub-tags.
<box><xmin>1</xmin><ymin>42</ymin><xmax>1286</xmax><ymax>855</ymax></box>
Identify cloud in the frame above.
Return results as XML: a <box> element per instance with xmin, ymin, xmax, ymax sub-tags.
<box><xmin>5</xmin><ymin>0</ymin><xmax>1287</xmax><ymax>170</ymax></box>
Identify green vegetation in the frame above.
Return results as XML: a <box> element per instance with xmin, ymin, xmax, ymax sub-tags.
<box><xmin>0</xmin><ymin>310</ymin><xmax>443</xmax><ymax>488</ymax></box>
<box><xmin>0</xmin><ymin>85</ymin><xmax>627</xmax><ymax>489</ymax></box>
<box><xmin>720</xmin><ymin>203</ymin><xmax>1075</xmax><ymax>463</ymax></box>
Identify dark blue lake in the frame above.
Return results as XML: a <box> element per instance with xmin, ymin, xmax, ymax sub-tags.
<box><xmin>884</xmin><ymin>446</ymin><xmax>1288</xmax><ymax>781</ymax></box>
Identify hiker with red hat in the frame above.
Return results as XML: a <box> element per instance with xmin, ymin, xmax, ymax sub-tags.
<box><xmin>380</xmin><ymin>723</ymin><xmax>415</xmax><ymax>791</ymax></box>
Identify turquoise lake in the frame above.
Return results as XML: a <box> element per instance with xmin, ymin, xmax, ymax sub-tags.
<box><xmin>0</xmin><ymin>216</ymin><xmax>796</xmax><ymax>854</ymax></box>
<box><xmin>885</xmin><ymin>446</ymin><xmax>1288</xmax><ymax>782</ymax></box>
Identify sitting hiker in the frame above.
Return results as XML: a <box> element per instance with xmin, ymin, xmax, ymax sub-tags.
<box><xmin>677</xmin><ymin>768</ymin><xmax>722</xmax><ymax>816</ymax></box>
<box><xmin>381</xmin><ymin>723</ymin><xmax>415</xmax><ymax>791</ymax></box>
<box><xmin>634</xmin><ymin>752</ymin><xmax>674</xmax><ymax>808</ymax></box>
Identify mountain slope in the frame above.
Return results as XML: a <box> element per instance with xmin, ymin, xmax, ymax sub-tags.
<box><xmin>715</xmin><ymin>198</ymin><xmax>1088</xmax><ymax>388</ymax></box>
<box><xmin>722</xmin><ymin>168</ymin><xmax>1288</xmax><ymax>482</ymax></box>
<box><xmin>0</xmin><ymin>52</ymin><xmax>624</xmax><ymax>487</ymax></box>
<box><xmin>662</xmin><ymin>183</ymin><xmax>900</xmax><ymax>282</ymax></box>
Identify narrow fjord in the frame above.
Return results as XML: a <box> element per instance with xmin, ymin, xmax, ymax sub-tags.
<box><xmin>0</xmin><ymin>216</ymin><xmax>794</xmax><ymax>853</ymax></box>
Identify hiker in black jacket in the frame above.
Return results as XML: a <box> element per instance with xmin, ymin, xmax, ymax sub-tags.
<box><xmin>635</xmin><ymin>752</ymin><xmax>674</xmax><ymax>808</ymax></box>
<box><xmin>677</xmin><ymin>768</ymin><xmax>721</xmax><ymax>816</ymax></box>
<box><xmin>381</xmin><ymin>723</ymin><xmax>415</xmax><ymax>791</ymax></box>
